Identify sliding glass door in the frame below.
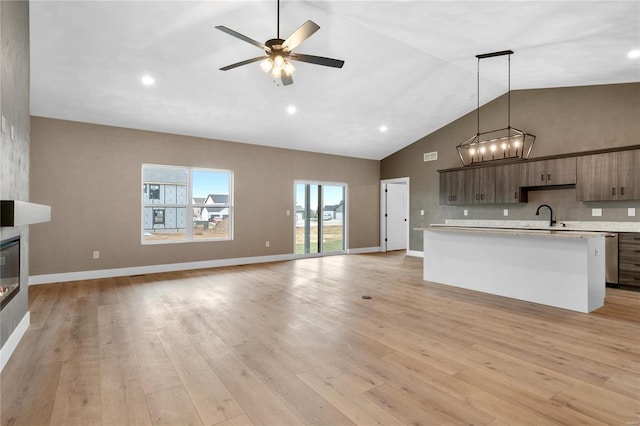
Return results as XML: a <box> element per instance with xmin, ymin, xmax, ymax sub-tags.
<box><xmin>295</xmin><ymin>182</ymin><xmax>346</xmax><ymax>255</ymax></box>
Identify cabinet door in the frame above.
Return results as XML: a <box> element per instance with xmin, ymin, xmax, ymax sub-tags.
<box><xmin>439</xmin><ymin>170</ymin><xmax>466</xmax><ymax>205</ymax></box>
<box><xmin>521</xmin><ymin>157</ymin><xmax>576</xmax><ymax>186</ymax></box>
<box><xmin>576</xmin><ymin>152</ymin><xmax>618</xmax><ymax>201</ymax></box>
<box><xmin>466</xmin><ymin>167</ymin><xmax>495</xmax><ymax>204</ymax></box>
<box><xmin>520</xmin><ymin>160</ymin><xmax>546</xmax><ymax>187</ymax></box>
<box><xmin>495</xmin><ymin>164</ymin><xmax>522</xmax><ymax>204</ymax></box>
<box><xmin>545</xmin><ymin>157</ymin><xmax>576</xmax><ymax>185</ymax></box>
<box><xmin>617</xmin><ymin>149</ymin><xmax>640</xmax><ymax>200</ymax></box>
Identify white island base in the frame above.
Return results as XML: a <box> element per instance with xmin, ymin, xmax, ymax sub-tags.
<box><xmin>422</xmin><ymin>228</ymin><xmax>607</xmax><ymax>313</ymax></box>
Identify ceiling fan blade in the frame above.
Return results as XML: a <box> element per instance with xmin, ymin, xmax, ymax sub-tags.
<box><xmin>282</xmin><ymin>20</ymin><xmax>320</xmax><ymax>51</ymax></box>
<box><xmin>281</xmin><ymin>73</ymin><xmax>294</xmax><ymax>86</ymax></box>
<box><xmin>220</xmin><ymin>56</ymin><xmax>268</xmax><ymax>71</ymax></box>
<box><xmin>290</xmin><ymin>53</ymin><xmax>345</xmax><ymax>68</ymax></box>
<box><xmin>215</xmin><ymin>26</ymin><xmax>267</xmax><ymax>50</ymax></box>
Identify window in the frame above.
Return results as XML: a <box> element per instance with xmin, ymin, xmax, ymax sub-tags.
<box><xmin>142</xmin><ymin>164</ymin><xmax>233</xmax><ymax>244</ymax></box>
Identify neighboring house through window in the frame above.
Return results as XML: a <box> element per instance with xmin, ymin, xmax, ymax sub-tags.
<box><xmin>142</xmin><ymin>164</ymin><xmax>233</xmax><ymax>243</ymax></box>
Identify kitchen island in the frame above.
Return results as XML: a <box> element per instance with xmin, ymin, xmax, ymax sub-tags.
<box><xmin>420</xmin><ymin>226</ymin><xmax>612</xmax><ymax>313</ymax></box>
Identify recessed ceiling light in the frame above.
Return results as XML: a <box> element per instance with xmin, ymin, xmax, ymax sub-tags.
<box><xmin>286</xmin><ymin>105</ymin><xmax>297</xmax><ymax>114</ymax></box>
<box><xmin>628</xmin><ymin>49</ymin><xmax>640</xmax><ymax>59</ymax></box>
<box><xmin>379</xmin><ymin>125</ymin><xmax>388</xmax><ymax>132</ymax></box>
<box><xmin>141</xmin><ymin>75</ymin><xmax>155</xmax><ymax>86</ymax></box>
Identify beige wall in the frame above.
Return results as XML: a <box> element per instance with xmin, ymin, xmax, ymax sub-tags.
<box><xmin>381</xmin><ymin>83</ymin><xmax>640</xmax><ymax>252</ymax></box>
<box><xmin>1</xmin><ymin>0</ymin><xmax>30</xmax><ymax>348</ymax></box>
<box><xmin>29</xmin><ymin>117</ymin><xmax>380</xmax><ymax>275</ymax></box>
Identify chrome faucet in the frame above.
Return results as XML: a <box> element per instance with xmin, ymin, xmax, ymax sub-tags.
<box><xmin>535</xmin><ymin>204</ymin><xmax>556</xmax><ymax>227</ymax></box>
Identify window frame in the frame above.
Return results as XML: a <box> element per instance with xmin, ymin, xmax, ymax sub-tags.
<box><xmin>141</xmin><ymin>164</ymin><xmax>233</xmax><ymax>245</ymax></box>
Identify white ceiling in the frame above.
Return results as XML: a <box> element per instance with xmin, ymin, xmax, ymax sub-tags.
<box><xmin>30</xmin><ymin>1</ymin><xmax>640</xmax><ymax>160</ymax></box>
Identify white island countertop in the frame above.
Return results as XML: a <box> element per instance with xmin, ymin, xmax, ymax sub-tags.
<box><xmin>430</xmin><ymin>219</ymin><xmax>639</xmax><ymax>233</ymax></box>
<box><xmin>420</xmin><ymin>225</ymin><xmax>616</xmax><ymax>239</ymax></box>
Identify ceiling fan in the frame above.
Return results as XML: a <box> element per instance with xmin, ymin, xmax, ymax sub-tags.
<box><xmin>215</xmin><ymin>0</ymin><xmax>345</xmax><ymax>86</ymax></box>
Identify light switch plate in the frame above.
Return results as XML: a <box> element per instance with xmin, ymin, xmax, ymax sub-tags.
<box><xmin>592</xmin><ymin>208</ymin><xmax>602</xmax><ymax>217</ymax></box>
<box><xmin>503</xmin><ymin>209</ymin><xmax>509</xmax><ymax>216</ymax></box>
<box><xmin>463</xmin><ymin>209</ymin><xmax>468</xmax><ymax>216</ymax></box>
<box><xmin>629</xmin><ymin>207</ymin><xmax>636</xmax><ymax>217</ymax></box>
<box><xmin>10</xmin><ymin>125</ymin><xmax>15</xmax><ymax>140</ymax></box>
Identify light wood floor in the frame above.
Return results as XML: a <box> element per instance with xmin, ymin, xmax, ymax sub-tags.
<box><xmin>2</xmin><ymin>252</ymin><xmax>639</xmax><ymax>425</ymax></box>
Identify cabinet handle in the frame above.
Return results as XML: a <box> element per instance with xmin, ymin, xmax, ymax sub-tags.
<box><xmin>448</xmin><ymin>196</ymin><xmax>451</xmax><ymax>201</ymax></box>
<box><xmin>481</xmin><ymin>194</ymin><xmax>485</xmax><ymax>200</ymax></box>
<box><xmin>514</xmin><ymin>191</ymin><xmax>518</xmax><ymax>199</ymax></box>
<box><xmin>621</xmin><ymin>187</ymin><xmax>625</xmax><ymax>195</ymax></box>
<box><xmin>453</xmin><ymin>195</ymin><xmax>456</xmax><ymax>201</ymax></box>
<box><xmin>612</xmin><ymin>187</ymin><xmax>616</xmax><ymax>195</ymax></box>
<box><xmin>547</xmin><ymin>173</ymin><xmax>551</xmax><ymax>181</ymax></box>
<box><xmin>476</xmin><ymin>194</ymin><xmax>479</xmax><ymax>200</ymax></box>
<box><xmin>541</xmin><ymin>174</ymin><xmax>544</xmax><ymax>182</ymax></box>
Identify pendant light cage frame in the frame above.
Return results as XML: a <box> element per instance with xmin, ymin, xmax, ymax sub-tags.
<box><xmin>456</xmin><ymin>50</ymin><xmax>535</xmax><ymax>166</ymax></box>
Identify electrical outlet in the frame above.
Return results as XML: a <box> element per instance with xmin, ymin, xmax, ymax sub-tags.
<box><xmin>592</xmin><ymin>208</ymin><xmax>602</xmax><ymax>217</ymax></box>
<box><xmin>420</xmin><ymin>210</ymin><xmax>424</xmax><ymax>216</ymax></box>
<box><xmin>594</xmin><ymin>248</ymin><xmax>600</xmax><ymax>256</ymax></box>
<box><xmin>629</xmin><ymin>208</ymin><xmax>636</xmax><ymax>217</ymax></box>
<box><xmin>286</xmin><ymin>210</ymin><xmax>290</xmax><ymax>216</ymax></box>
<box><xmin>265</xmin><ymin>241</ymin><xmax>269</xmax><ymax>247</ymax></box>
<box><xmin>93</xmin><ymin>251</ymin><xmax>100</xmax><ymax>259</ymax></box>
<box><xmin>503</xmin><ymin>209</ymin><xmax>509</xmax><ymax>216</ymax></box>
<box><xmin>464</xmin><ymin>209</ymin><xmax>468</xmax><ymax>216</ymax></box>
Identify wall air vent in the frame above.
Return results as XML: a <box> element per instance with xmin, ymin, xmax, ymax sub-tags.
<box><xmin>423</xmin><ymin>151</ymin><xmax>438</xmax><ymax>162</ymax></box>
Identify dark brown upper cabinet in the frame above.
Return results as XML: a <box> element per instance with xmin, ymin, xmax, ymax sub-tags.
<box><xmin>495</xmin><ymin>163</ymin><xmax>525</xmax><ymax>204</ymax></box>
<box><xmin>520</xmin><ymin>157</ymin><xmax>577</xmax><ymax>187</ymax></box>
<box><xmin>576</xmin><ymin>149</ymin><xmax>640</xmax><ymax>201</ymax></box>
<box><xmin>439</xmin><ymin>170</ymin><xmax>466</xmax><ymax>205</ymax></box>
<box><xmin>466</xmin><ymin>167</ymin><xmax>496</xmax><ymax>204</ymax></box>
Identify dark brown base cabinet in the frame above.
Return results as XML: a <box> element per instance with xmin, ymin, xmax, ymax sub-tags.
<box><xmin>619</xmin><ymin>233</ymin><xmax>640</xmax><ymax>287</ymax></box>
<box><xmin>576</xmin><ymin>150</ymin><xmax>640</xmax><ymax>201</ymax></box>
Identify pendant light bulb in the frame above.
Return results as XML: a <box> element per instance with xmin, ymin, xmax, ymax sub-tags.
<box><xmin>274</xmin><ymin>55</ymin><xmax>285</xmax><ymax>69</ymax></box>
<box><xmin>271</xmin><ymin>67</ymin><xmax>282</xmax><ymax>79</ymax></box>
<box><xmin>260</xmin><ymin>58</ymin><xmax>273</xmax><ymax>73</ymax></box>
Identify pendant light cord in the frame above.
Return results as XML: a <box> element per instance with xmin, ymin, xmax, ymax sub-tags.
<box><xmin>277</xmin><ymin>0</ymin><xmax>280</xmax><ymax>39</ymax></box>
<box><xmin>477</xmin><ymin>57</ymin><xmax>480</xmax><ymax>137</ymax></box>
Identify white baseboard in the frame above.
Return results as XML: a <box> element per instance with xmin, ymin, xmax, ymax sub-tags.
<box><xmin>407</xmin><ymin>250</ymin><xmax>424</xmax><ymax>258</ymax></box>
<box><xmin>29</xmin><ymin>253</ymin><xmax>296</xmax><ymax>285</ymax></box>
<box><xmin>29</xmin><ymin>249</ymin><xmax>385</xmax><ymax>285</ymax></box>
<box><xmin>347</xmin><ymin>246</ymin><xmax>381</xmax><ymax>254</ymax></box>
<box><xmin>1</xmin><ymin>311</ymin><xmax>30</xmax><ymax>373</ymax></box>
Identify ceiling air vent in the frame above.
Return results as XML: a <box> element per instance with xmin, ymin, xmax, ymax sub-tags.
<box><xmin>424</xmin><ymin>151</ymin><xmax>438</xmax><ymax>162</ymax></box>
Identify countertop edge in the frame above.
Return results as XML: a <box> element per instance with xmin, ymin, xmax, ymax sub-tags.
<box><xmin>416</xmin><ymin>225</ymin><xmax>615</xmax><ymax>239</ymax></box>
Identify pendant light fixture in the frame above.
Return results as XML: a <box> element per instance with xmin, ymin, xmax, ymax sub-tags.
<box><xmin>456</xmin><ymin>50</ymin><xmax>535</xmax><ymax>166</ymax></box>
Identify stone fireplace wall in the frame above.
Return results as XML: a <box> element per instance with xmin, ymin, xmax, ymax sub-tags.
<box><xmin>0</xmin><ymin>0</ymin><xmax>30</xmax><ymax>349</ymax></box>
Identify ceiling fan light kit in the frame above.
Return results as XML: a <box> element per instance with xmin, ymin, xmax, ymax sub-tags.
<box><xmin>456</xmin><ymin>50</ymin><xmax>535</xmax><ymax>166</ymax></box>
<box><xmin>216</xmin><ymin>0</ymin><xmax>344</xmax><ymax>86</ymax></box>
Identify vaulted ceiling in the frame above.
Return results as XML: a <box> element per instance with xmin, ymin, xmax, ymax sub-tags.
<box><xmin>30</xmin><ymin>1</ymin><xmax>640</xmax><ymax>160</ymax></box>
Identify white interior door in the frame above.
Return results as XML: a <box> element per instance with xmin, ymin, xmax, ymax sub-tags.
<box><xmin>385</xmin><ymin>183</ymin><xmax>407</xmax><ymax>251</ymax></box>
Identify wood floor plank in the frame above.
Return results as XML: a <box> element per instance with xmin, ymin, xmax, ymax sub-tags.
<box><xmin>132</xmin><ymin>336</ymin><xmax>182</xmax><ymax>395</ymax></box>
<box><xmin>297</xmin><ymin>367</ymin><xmax>404</xmax><ymax>426</ymax></box>
<box><xmin>209</xmin><ymin>351</ymin><xmax>304</xmax><ymax>426</ymax></box>
<box><xmin>100</xmin><ymin>353</ymin><xmax>153</xmax><ymax>426</ymax></box>
<box><xmin>157</xmin><ymin>321</ymin><xmax>244</xmax><ymax>425</ymax></box>
<box><xmin>232</xmin><ymin>341</ymin><xmax>356</xmax><ymax>426</ymax></box>
<box><xmin>145</xmin><ymin>385</ymin><xmax>203</xmax><ymax>426</ymax></box>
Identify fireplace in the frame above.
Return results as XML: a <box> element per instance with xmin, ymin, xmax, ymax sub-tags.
<box><xmin>0</xmin><ymin>236</ymin><xmax>20</xmax><ymax>310</ymax></box>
